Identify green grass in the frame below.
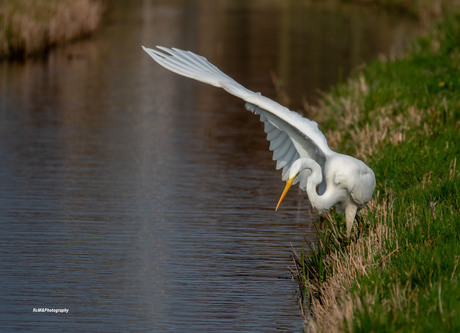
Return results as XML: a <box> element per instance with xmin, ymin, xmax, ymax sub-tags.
<box><xmin>294</xmin><ymin>10</ymin><xmax>460</xmax><ymax>332</ymax></box>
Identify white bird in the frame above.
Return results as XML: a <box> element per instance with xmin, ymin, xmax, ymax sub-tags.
<box><xmin>142</xmin><ymin>46</ymin><xmax>376</xmax><ymax>237</ymax></box>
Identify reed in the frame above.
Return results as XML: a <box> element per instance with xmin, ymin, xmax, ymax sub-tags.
<box><xmin>294</xmin><ymin>9</ymin><xmax>460</xmax><ymax>332</ymax></box>
<box><xmin>0</xmin><ymin>0</ymin><xmax>104</xmax><ymax>59</ymax></box>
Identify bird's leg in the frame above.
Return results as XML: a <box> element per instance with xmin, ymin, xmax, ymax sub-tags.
<box><xmin>355</xmin><ymin>214</ymin><xmax>362</xmax><ymax>238</ymax></box>
<box><xmin>345</xmin><ymin>205</ymin><xmax>358</xmax><ymax>238</ymax></box>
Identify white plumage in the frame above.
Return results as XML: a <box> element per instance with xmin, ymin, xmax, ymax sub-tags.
<box><xmin>142</xmin><ymin>46</ymin><xmax>376</xmax><ymax>237</ymax></box>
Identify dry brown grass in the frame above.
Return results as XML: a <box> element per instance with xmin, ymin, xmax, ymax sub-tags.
<box><xmin>305</xmin><ymin>75</ymin><xmax>375</xmax><ymax>158</ymax></box>
<box><xmin>293</xmin><ymin>196</ymin><xmax>396</xmax><ymax>332</ymax></box>
<box><xmin>303</xmin><ymin>71</ymin><xmax>440</xmax><ymax>161</ymax></box>
<box><xmin>0</xmin><ymin>0</ymin><xmax>104</xmax><ymax>59</ymax></box>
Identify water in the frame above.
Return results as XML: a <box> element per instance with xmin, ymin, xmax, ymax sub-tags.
<box><xmin>0</xmin><ymin>1</ymin><xmax>416</xmax><ymax>331</ymax></box>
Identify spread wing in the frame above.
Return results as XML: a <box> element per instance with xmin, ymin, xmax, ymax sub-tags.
<box><xmin>142</xmin><ymin>46</ymin><xmax>333</xmax><ymax>188</ymax></box>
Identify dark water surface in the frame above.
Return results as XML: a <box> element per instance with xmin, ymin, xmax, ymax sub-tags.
<box><xmin>0</xmin><ymin>1</ymin><xmax>416</xmax><ymax>331</ymax></box>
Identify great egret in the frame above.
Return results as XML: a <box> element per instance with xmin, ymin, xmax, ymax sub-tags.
<box><xmin>142</xmin><ymin>46</ymin><xmax>376</xmax><ymax>237</ymax></box>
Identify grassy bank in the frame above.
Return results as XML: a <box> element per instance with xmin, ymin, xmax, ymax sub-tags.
<box><xmin>293</xmin><ymin>9</ymin><xmax>460</xmax><ymax>332</ymax></box>
<box><xmin>0</xmin><ymin>0</ymin><xmax>104</xmax><ymax>59</ymax></box>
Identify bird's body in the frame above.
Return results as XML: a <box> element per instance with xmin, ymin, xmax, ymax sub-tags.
<box><xmin>142</xmin><ymin>46</ymin><xmax>376</xmax><ymax>237</ymax></box>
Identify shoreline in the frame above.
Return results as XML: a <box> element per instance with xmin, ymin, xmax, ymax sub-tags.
<box><xmin>0</xmin><ymin>0</ymin><xmax>104</xmax><ymax>60</ymax></box>
<box><xmin>294</xmin><ymin>7</ymin><xmax>459</xmax><ymax>332</ymax></box>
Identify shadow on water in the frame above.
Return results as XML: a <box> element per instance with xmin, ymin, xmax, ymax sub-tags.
<box><xmin>0</xmin><ymin>1</ymin><xmax>417</xmax><ymax>331</ymax></box>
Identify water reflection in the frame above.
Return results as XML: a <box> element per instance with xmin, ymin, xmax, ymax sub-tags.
<box><xmin>0</xmin><ymin>0</ymin><xmax>416</xmax><ymax>331</ymax></box>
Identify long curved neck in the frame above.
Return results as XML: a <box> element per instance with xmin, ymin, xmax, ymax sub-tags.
<box><xmin>299</xmin><ymin>158</ymin><xmax>338</xmax><ymax>212</ymax></box>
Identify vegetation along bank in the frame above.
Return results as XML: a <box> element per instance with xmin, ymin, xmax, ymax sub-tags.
<box><xmin>293</xmin><ymin>8</ymin><xmax>459</xmax><ymax>333</ymax></box>
<box><xmin>0</xmin><ymin>0</ymin><xmax>104</xmax><ymax>59</ymax></box>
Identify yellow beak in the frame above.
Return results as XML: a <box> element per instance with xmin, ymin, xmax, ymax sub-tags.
<box><xmin>275</xmin><ymin>177</ymin><xmax>295</xmax><ymax>211</ymax></box>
